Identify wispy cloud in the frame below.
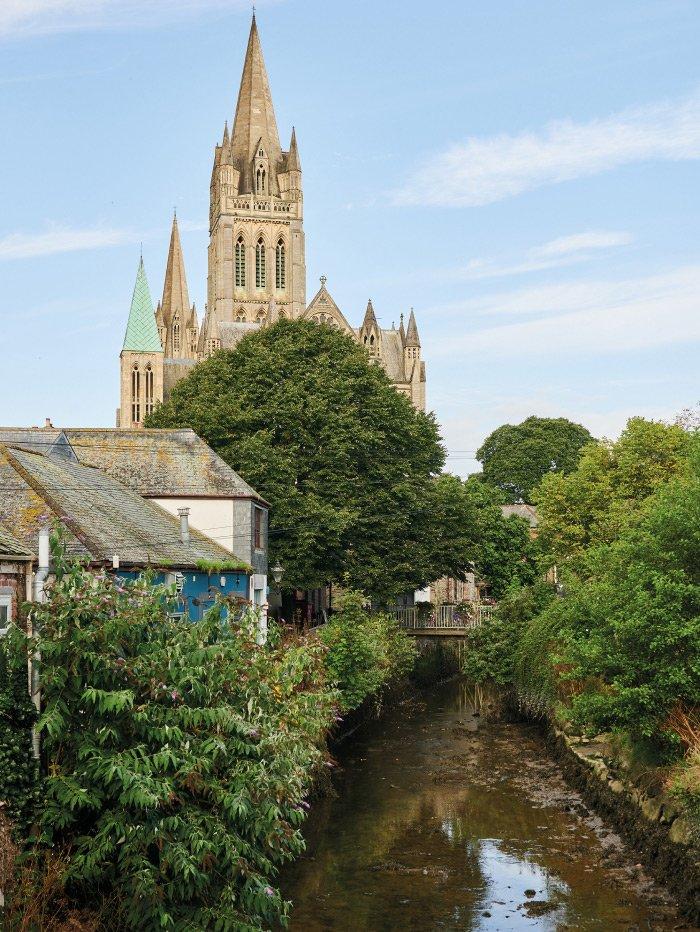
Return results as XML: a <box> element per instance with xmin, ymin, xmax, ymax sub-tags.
<box><xmin>0</xmin><ymin>0</ymin><xmax>258</xmax><ymax>39</ymax></box>
<box><xmin>394</xmin><ymin>90</ymin><xmax>700</xmax><ymax>207</ymax></box>
<box><xmin>456</xmin><ymin>229</ymin><xmax>632</xmax><ymax>282</ymax></box>
<box><xmin>0</xmin><ymin>224</ymin><xmax>134</xmax><ymax>260</ymax></box>
<box><xmin>426</xmin><ymin>265</ymin><xmax>700</xmax><ymax>357</ymax></box>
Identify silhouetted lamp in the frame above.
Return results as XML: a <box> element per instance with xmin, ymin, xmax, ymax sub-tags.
<box><xmin>271</xmin><ymin>561</ymin><xmax>284</xmax><ymax>585</ymax></box>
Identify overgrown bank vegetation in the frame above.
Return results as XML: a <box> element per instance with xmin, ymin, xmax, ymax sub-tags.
<box><xmin>464</xmin><ymin>417</ymin><xmax>700</xmax><ymax>830</ymax></box>
<box><xmin>0</xmin><ymin>546</ymin><xmax>415</xmax><ymax>931</ymax></box>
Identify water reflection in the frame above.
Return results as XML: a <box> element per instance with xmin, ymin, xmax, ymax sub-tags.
<box><xmin>282</xmin><ymin>680</ymin><xmax>686</xmax><ymax>930</ymax></box>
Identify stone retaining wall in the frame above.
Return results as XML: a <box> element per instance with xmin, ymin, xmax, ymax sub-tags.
<box><xmin>548</xmin><ymin>726</ymin><xmax>700</xmax><ymax>922</ymax></box>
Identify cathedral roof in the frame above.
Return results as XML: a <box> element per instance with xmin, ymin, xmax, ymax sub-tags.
<box><xmin>230</xmin><ymin>15</ymin><xmax>282</xmax><ymax>190</ymax></box>
<box><xmin>379</xmin><ymin>329</ymin><xmax>406</xmax><ymax>383</ymax></box>
<box><xmin>161</xmin><ymin>214</ymin><xmax>192</xmax><ymax>327</ymax></box>
<box><xmin>304</xmin><ymin>278</ymin><xmax>355</xmax><ymax>333</ymax></box>
<box><xmin>122</xmin><ymin>258</ymin><xmax>163</xmax><ymax>354</ymax></box>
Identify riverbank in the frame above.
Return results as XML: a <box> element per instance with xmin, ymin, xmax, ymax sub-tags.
<box><xmin>548</xmin><ymin>724</ymin><xmax>700</xmax><ymax>923</ymax></box>
<box><xmin>281</xmin><ymin>679</ymin><xmax>692</xmax><ymax>929</ymax></box>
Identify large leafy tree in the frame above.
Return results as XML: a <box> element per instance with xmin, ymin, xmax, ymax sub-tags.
<box><xmin>477</xmin><ymin>416</ymin><xmax>594</xmax><ymax>503</ymax></box>
<box><xmin>533</xmin><ymin>417</ymin><xmax>689</xmax><ymax>569</ymax></box>
<box><xmin>148</xmin><ymin>320</ymin><xmax>461</xmax><ymax>598</ymax></box>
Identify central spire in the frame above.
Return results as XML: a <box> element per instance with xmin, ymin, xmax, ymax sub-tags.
<box><xmin>161</xmin><ymin>213</ymin><xmax>191</xmax><ymax>325</ymax></box>
<box><xmin>230</xmin><ymin>15</ymin><xmax>282</xmax><ymax>189</ymax></box>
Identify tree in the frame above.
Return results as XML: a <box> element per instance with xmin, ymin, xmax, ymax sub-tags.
<box><xmin>476</xmin><ymin>416</ymin><xmax>594</xmax><ymax>503</ymax></box>
<box><xmin>533</xmin><ymin>417</ymin><xmax>689</xmax><ymax>569</ymax></box>
<box><xmin>147</xmin><ymin>320</ymin><xmax>464</xmax><ymax>599</ymax></box>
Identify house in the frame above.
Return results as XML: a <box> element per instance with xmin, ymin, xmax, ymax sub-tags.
<box><xmin>501</xmin><ymin>503</ymin><xmax>539</xmax><ymax>538</ymax></box>
<box><xmin>0</xmin><ymin>523</ymin><xmax>33</xmax><ymax>634</ymax></box>
<box><xmin>0</xmin><ymin>427</ymin><xmax>269</xmax><ymax>621</ymax></box>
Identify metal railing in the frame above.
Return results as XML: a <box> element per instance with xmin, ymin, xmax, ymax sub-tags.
<box><xmin>391</xmin><ymin>603</ymin><xmax>493</xmax><ymax>632</ymax></box>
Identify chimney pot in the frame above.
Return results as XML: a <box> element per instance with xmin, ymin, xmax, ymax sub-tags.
<box><xmin>178</xmin><ymin>507</ymin><xmax>191</xmax><ymax>545</ymax></box>
<box><xmin>45</xmin><ymin>418</ymin><xmax>54</xmax><ymax>429</ymax></box>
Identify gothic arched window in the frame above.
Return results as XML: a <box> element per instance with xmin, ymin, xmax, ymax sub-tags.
<box><xmin>235</xmin><ymin>307</ymin><xmax>247</xmax><ymax>322</ymax></box>
<box><xmin>276</xmin><ymin>238</ymin><xmax>286</xmax><ymax>290</ymax></box>
<box><xmin>172</xmin><ymin>316</ymin><xmax>181</xmax><ymax>354</ymax></box>
<box><xmin>235</xmin><ymin>235</ymin><xmax>246</xmax><ymax>288</ymax></box>
<box><xmin>256</xmin><ymin>237</ymin><xmax>266</xmax><ymax>289</ymax></box>
<box><xmin>256</xmin><ymin>307</ymin><xmax>267</xmax><ymax>324</ymax></box>
<box><xmin>131</xmin><ymin>364</ymin><xmax>140</xmax><ymax>424</ymax></box>
<box><xmin>145</xmin><ymin>363</ymin><xmax>154</xmax><ymax>417</ymax></box>
<box><xmin>256</xmin><ymin>168</ymin><xmax>266</xmax><ymax>195</ymax></box>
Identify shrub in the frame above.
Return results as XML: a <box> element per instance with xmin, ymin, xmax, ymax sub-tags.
<box><xmin>319</xmin><ymin>592</ymin><xmax>416</xmax><ymax>713</ymax></box>
<box><xmin>0</xmin><ymin>626</ymin><xmax>39</xmax><ymax>841</ymax></box>
<box><xmin>22</xmin><ymin>546</ymin><xmax>335</xmax><ymax>931</ymax></box>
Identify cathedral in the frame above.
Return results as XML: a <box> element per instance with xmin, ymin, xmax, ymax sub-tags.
<box><xmin>118</xmin><ymin>15</ymin><xmax>426</xmax><ymax>429</ymax></box>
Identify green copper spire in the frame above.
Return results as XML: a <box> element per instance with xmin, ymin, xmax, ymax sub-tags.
<box><xmin>122</xmin><ymin>257</ymin><xmax>163</xmax><ymax>353</ymax></box>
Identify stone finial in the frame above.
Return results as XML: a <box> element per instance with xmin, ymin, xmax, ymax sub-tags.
<box><xmin>320</xmin><ymin>275</ymin><xmax>327</xmax><ymax>287</ymax></box>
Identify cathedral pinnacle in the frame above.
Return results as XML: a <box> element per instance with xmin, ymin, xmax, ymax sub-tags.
<box><xmin>405</xmin><ymin>308</ymin><xmax>420</xmax><ymax>348</ymax></box>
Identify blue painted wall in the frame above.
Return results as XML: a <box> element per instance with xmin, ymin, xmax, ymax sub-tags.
<box><xmin>116</xmin><ymin>569</ymin><xmax>252</xmax><ymax>621</ymax></box>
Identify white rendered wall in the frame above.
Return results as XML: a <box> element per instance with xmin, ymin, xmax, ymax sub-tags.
<box><xmin>153</xmin><ymin>498</ymin><xmax>235</xmax><ymax>553</ymax></box>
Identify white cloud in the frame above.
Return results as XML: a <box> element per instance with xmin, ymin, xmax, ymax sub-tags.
<box><xmin>0</xmin><ymin>0</ymin><xmax>257</xmax><ymax>38</ymax></box>
<box><xmin>456</xmin><ymin>229</ymin><xmax>632</xmax><ymax>282</ymax></box>
<box><xmin>0</xmin><ymin>224</ymin><xmax>132</xmax><ymax>260</ymax></box>
<box><xmin>426</xmin><ymin>265</ymin><xmax>700</xmax><ymax>358</ymax></box>
<box><xmin>532</xmin><ymin>230</ymin><xmax>633</xmax><ymax>258</ymax></box>
<box><xmin>394</xmin><ymin>90</ymin><xmax>700</xmax><ymax>207</ymax></box>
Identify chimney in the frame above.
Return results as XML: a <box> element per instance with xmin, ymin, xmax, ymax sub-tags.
<box><xmin>45</xmin><ymin>418</ymin><xmax>54</xmax><ymax>429</ymax></box>
<box><xmin>178</xmin><ymin>507</ymin><xmax>191</xmax><ymax>545</ymax></box>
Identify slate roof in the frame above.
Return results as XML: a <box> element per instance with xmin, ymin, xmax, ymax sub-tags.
<box><xmin>123</xmin><ymin>258</ymin><xmax>163</xmax><ymax>353</ymax></box>
<box><xmin>0</xmin><ymin>428</ymin><xmax>267</xmax><ymax>504</ymax></box>
<box><xmin>501</xmin><ymin>503</ymin><xmax>539</xmax><ymax>528</ymax></box>
<box><xmin>0</xmin><ymin>521</ymin><xmax>33</xmax><ymax>559</ymax></box>
<box><xmin>3</xmin><ymin>447</ymin><xmax>238</xmax><ymax>568</ymax></box>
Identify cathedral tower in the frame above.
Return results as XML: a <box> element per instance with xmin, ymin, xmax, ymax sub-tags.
<box><xmin>118</xmin><ymin>259</ymin><xmax>164</xmax><ymax>428</ymax></box>
<box><xmin>205</xmin><ymin>14</ymin><xmax>306</xmax><ymax>341</ymax></box>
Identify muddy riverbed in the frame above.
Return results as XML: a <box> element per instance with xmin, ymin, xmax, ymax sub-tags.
<box><xmin>281</xmin><ymin>680</ymin><xmax>696</xmax><ymax>930</ymax></box>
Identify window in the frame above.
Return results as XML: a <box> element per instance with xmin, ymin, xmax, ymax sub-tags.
<box><xmin>0</xmin><ymin>592</ymin><xmax>12</xmax><ymax>635</ymax></box>
<box><xmin>255</xmin><ymin>237</ymin><xmax>266</xmax><ymax>289</ymax></box>
<box><xmin>235</xmin><ymin>308</ymin><xmax>247</xmax><ymax>322</ymax></box>
<box><xmin>275</xmin><ymin>239</ymin><xmax>286</xmax><ymax>290</ymax></box>
<box><xmin>256</xmin><ymin>307</ymin><xmax>266</xmax><ymax>324</ymax></box>
<box><xmin>145</xmin><ymin>364</ymin><xmax>154</xmax><ymax>416</ymax></box>
<box><xmin>254</xmin><ymin>507</ymin><xmax>263</xmax><ymax>549</ymax></box>
<box><xmin>256</xmin><ymin>167</ymin><xmax>266</xmax><ymax>194</ymax></box>
<box><xmin>235</xmin><ymin>236</ymin><xmax>246</xmax><ymax>288</ymax></box>
<box><xmin>172</xmin><ymin>316</ymin><xmax>181</xmax><ymax>354</ymax></box>
<box><xmin>131</xmin><ymin>364</ymin><xmax>140</xmax><ymax>423</ymax></box>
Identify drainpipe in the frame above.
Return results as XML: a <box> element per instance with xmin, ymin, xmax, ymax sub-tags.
<box><xmin>178</xmin><ymin>507</ymin><xmax>191</xmax><ymax>545</ymax></box>
<box><xmin>30</xmin><ymin>526</ymin><xmax>50</xmax><ymax>759</ymax></box>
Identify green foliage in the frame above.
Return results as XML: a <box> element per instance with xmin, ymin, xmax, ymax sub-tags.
<box><xmin>430</xmin><ymin>474</ymin><xmax>536</xmax><ymax>598</ymax></box>
<box><xmin>0</xmin><ymin>626</ymin><xmax>39</xmax><ymax>840</ymax></box>
<box><xmin>462</xmin><ymin>582</ymin><xmax>555</xmax><ymax>693</ymax></box>
<box><xmin>195</xmin><ymin>559</ymin><xmax>253</xmax><ymax>574</ymax></box>
<box><xmin>534</xmin><ymin>417</ymin><xmax>688</xmax><ymax>569</ymax></box>
<box><xmin>549</xmin><ymin>446</ymin><xmax>700</xmax><ymax>741</ymax></box>
<box><xmin>319</xmin><ymin>592</ymin><xmax>416</xmax><ymax>713</ymax></box>
<box><xmin>28</xmin><ymin>544</ymin><xmax>335</xmax><ymax>931</ymax></box>
<box><xmin>477</xmin><ymin>416</ymin><xmax>594</xmax><ymax>503</ymax></box>
<box><xmin>146</xmin><ymin>320</ymin><xmax>453</xmax><ymax>600</ymax></box>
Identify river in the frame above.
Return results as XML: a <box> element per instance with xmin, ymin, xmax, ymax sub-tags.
<box><xmin>281</xmin><ymin>679</ymin><xmax>694</xmax><ymax>931</ymax></box>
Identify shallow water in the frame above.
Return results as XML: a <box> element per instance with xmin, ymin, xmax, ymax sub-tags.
<box><xmin>282</xmin><ymin>680</ymin><xmax>694</xmax><ymax>931</ymax></box>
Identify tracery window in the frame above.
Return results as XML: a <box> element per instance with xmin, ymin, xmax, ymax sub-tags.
<box><xmin>131</xmin><ymin>364</ymin><xmax>140</xmax><ymax>424</ymax></box>
<box><xmin>256</xmin><ymin>168</ymin><xmax>266</xmax><ymax>194</ymax></box>
<box><xmin>235</xmin><ymin>235</ymin><xmax>246</xmax><ymax>288</ymax></box>
<box><xmin>145</xmin><ymin>364</ymin><xmax>155</xmax><ymax>417</ymax></box>
<box><xmin>235</xmin><ymin>308</ymin><xmax>247</xmax><ymax>322</ymax></box>
<box><xmin>172</xmin><ymin>316</ymin><xmax>181</xmax><ymax>354</ymax></box>
<box><xmin>275</xmin><ymin>238</ymin><xmax>286</xmax><ymax>290</ymax></box>
<box><xmin>256</xmin><ymin>237</ymin><xmax>266</xmax><ymax>289</ymax></box>
<box><xmin>256</xmin><ymin>307</ymin><xmax>267</xmax><ymax>324</ymax></box>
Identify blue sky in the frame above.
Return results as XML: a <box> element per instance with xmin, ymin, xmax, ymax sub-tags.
<box><xmin>1</xmin><ymin>0</ymin><xmax>699</xmax><ymax>475</ymax></box>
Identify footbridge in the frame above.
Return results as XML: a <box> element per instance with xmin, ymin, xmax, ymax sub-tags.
<box><xmin>390</xmin><ymin>604</ymin><xmax>494</xmax><ymax>637</ymax></box>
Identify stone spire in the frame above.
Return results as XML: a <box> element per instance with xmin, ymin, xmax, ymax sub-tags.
<box><xmin>160</xmin><ymin>213</ymin><xmax>198</xmax><ymax>357</ymax></box>
<box><xmin>287</xmin><ymin>126</ymin><xmax>301</xmax><ymax>171</ymax></box>
<box><xmin>399</xmin><ymin>312</ymin><xmax>406</xmax><ymax>343</ymax></box>
<box><xmin>230</xmin><ymin>14</ymin><xmax>282</xmax><ymax>191</ymax></box>
<box><xmin>122</xmin><ymin>258</ymin><xmax>162</xmax><ymax>352</ymax></box>
<box><xmin>405</xmin><ymin>308</ymin><xmax>420</xmax><ymax>348</ymax></box>
<box><xmin>161</xmin><ymin>213</ymin><xmax>191</xmax><ymax>324</ymax></box>
<box><xmin>362</xmin><ymin>299</ymin><xmax>378</xmax><ymax>328</ymax></box>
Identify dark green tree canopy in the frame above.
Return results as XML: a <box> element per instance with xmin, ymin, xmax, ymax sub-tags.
<box><xmin>476</xmin><ymin>416</ymin><xmax>594</xmax><ymax>503</ymax></box>
<box><xmin>148</xmin><ymin>320</ymin><xmax>457</xmax><ymax>597</ymax></box>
